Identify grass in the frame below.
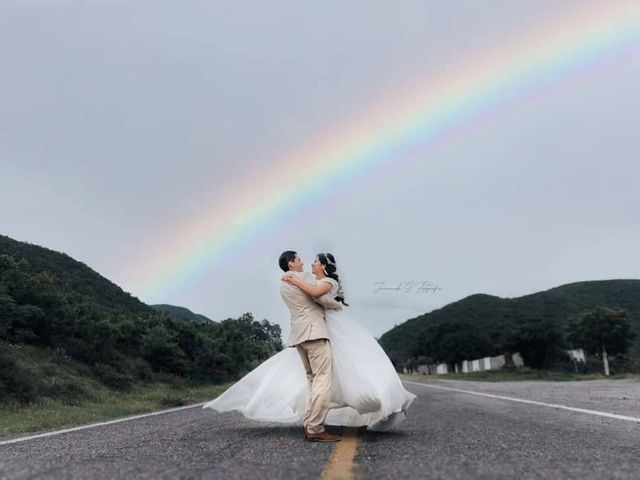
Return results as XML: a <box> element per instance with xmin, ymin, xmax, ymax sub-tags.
<box><xmin>400</xmin><ymin>368</ymin><xmax>640</xmax><ymax>382</ymax></box>
<box><xmin>0</xmin><ymin>380</ymin><xmax>234</xmax><ymax>440</ymax></box>
<box><xmin>0</xmin><ymin>343</ymin><xmax>236</xmax><ymax>440</ymax></box>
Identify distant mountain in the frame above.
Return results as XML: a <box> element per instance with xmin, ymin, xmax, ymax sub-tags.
<box><xmin>379</xmin><ymin>280</ymin><xmax>640</xmax><ymax>367</ymax></box>
<box><xmin>151</xmin><ymin>304</ymin><xmax>215</xmax><ymax>324</ymax></box>
<box><xmin>0</xmin><ymin>234</ymin><xmax>152</xmax><ymax>315</ymax></box>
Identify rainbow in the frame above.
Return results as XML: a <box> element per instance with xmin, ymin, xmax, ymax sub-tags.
<box><xmin>128</xmin><ymin>1</ymin><xmax>640</xmax><ymax>301</ymax></box>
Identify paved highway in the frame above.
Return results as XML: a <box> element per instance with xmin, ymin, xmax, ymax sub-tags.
<box><xmin>1</xmin><ymin>378</ymin><xmax>639</xmax><ymax>479</ymax></box>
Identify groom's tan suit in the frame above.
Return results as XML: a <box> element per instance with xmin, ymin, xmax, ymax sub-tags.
<box><xmin>280</xmin><ymin>271</ymin><xmax>332</xmax><ymax>434</ymax></box>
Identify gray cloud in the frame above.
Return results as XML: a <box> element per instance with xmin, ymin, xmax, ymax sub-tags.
<box><xmin>1</xmin><ymin>0</ymin><xmax>638</xmax><ymax>340</ymax></box>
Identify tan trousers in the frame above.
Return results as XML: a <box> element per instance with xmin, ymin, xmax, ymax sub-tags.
<box><xmin>295</xmin><ymin>338</ymin><xmax>332</xmax><ymax>434</ymax></box>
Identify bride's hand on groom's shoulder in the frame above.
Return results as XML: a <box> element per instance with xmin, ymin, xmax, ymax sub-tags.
<box><xmin>281</xmin><ymin>272</ymin><xmax>296</xmax><ymax>284</ymax></box>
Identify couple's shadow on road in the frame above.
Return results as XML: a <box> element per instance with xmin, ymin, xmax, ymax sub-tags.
<box><xmin>233</xmin><ymin>424</ymin><xmax>408</xmax><ymax>442</ymax></box>
<box><xmin>341</xmin><ymin>425</ymin><xmax>409</xmax><ymax>442</ymax></box>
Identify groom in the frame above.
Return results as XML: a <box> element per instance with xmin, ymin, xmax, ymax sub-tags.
<box><xmin>279</xmin><ymin>250</ymin><xmax>341</xmax><ymax>443</ymax></box>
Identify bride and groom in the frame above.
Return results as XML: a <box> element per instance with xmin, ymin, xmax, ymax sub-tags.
<box><xmin>202</xmin><ymin>250</ymin><xmax>417</xmax><ymax>442</ymax></box>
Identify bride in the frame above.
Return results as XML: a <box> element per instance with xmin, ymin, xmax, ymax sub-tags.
<box><xmin>202</xmin><ymin>253</ymin><xmax>417</xmax><ymax>432</ymax></box>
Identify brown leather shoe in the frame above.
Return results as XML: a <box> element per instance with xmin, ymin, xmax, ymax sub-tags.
<box><xmin>305</xmin><ymin>429</ymin><xmax>341</xmax><ymax>442</ymax></box>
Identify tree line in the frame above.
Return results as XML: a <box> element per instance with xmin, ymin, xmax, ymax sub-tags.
<box><xmin>407</xmin><ymin>306</ymin><xmax>635</xmax><ymax>375</ymax></box>
<box><xmin>0</xmin><ymin>254</ymin><xmax>283</xmax><ymax>403</ymax></box>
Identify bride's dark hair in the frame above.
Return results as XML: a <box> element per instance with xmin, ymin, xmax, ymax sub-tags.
<box><xmin>317</xmin><ymin>253</ymin><xmax>349</xmax><ymax>306</ymax></box>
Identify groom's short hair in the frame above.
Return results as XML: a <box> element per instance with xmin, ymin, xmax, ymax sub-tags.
<box><xmin>279</xmin><ymin>250</ymin><xmax>297</xmax><ymax>272</ymax></box>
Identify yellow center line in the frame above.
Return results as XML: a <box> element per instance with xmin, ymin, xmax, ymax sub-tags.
<box><xmin>321</xmin><ymin>427</ymin><xmax>361</xmax><ymax>480</ymax></box>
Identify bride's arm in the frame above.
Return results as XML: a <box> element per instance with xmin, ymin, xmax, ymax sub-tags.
<box><xmin>314</xmin><ymin>292</ymin><xmax>343</xmax><ymax>310</ymax></box>
<box><xmin>282</xmin><ymin>273</ymin><xmax>332</xmax><ymax>298</ymax></box>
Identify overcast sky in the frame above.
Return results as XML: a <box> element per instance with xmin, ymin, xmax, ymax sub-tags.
<box><xmin>2</xmin><ymin>1</ymin><xmax>639</xmax><ymax>340</ymax></box>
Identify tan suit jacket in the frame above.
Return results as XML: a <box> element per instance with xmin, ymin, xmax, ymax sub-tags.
<box><xmin>281</xmin><ymin>271</ymin><xmax>330</xmax><ymax>347</ymax></box>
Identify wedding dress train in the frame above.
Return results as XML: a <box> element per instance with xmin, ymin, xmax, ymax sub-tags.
<box><xmin>202</xmin><ymin>278</ymin><xmax>416</xmax><ymax>431</ymax></box>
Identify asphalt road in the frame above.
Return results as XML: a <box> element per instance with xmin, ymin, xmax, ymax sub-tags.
<box><xmin>1</xmin><ymin>379</ymin><xmax>639</xmax><ymax>479</ymax></box>
<box><xmin>357</xmin><ymin>379</ymin><xmax>640</xmax><ymax>479</ymax></box>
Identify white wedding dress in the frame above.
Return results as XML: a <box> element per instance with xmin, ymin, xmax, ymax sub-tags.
<box><xmin>202</xmin><ymin>277</ymin><xmax>417</xmax><ymax>431</ymax></box>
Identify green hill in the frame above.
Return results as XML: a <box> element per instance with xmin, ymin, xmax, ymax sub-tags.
<box><xmin>0</xmin><ymin>234</ymin><xmax>282</xmax><ymax>406</ymax></box>
<box><xmin>0</xmin><ymin>234</ymin><xmax>152</xmax><ymax>316</ymax></box>
<box><xmin>379</xmin><ymin>280</ymin><xmax>640</xmax><ymax>368</ymax></box>
<box><xmin>151</xmin><ymin>304</ymin><xmax>215</xmax><ymax>324</ymax></box>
